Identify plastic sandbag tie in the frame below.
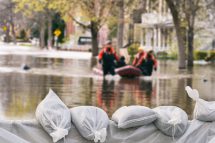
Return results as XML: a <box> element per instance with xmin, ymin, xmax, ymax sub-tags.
<box><xmin>93</xmin><ymin>128</ymin><xmax>107</xmax><ymax>143</ymax></box>
<box><xmin>185</xmin><ymin>86</ymin><xmax>208</xmax><ymax>119</ymax></box>
<box><xmin>185</xmin><ymin>86</ymin><xmax>208</xmax><ymax>107</ymax></box>
<box><xmin>168</xmin><ymin>109</ymin><xmax>182</xmax><ymax>141</ymax></box>
<box><xmin>168</xmin><ymin>109</ymin><xmax>182</xmax><ymax>125</ymax></box>
<box><xmin>168</xmin><ymin>117</ymin><xmax>182</xmax><ymax>125</ymax></box>
<box><xmin>185</xmin><ymin>86</ymin><xmax>200</xmax><ymax>101</ymax></box>
<box><xmin>42</xmin><ymin>112</ymin><xmax>69</xmax><ymax>143</ymax></box>
<box><xmin>185</xmin><ymin>86</ymin><xmax>206</xmax><ymax>107</ymax></box>
<box><xmin>50</xmin><ymin>127</ymin><xmax>68</xmax><ymax>143</ymax></box>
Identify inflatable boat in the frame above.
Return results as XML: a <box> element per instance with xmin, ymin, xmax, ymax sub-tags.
<box><xmin>93</xmin><ymin>65</ymin><xmax>142</xmax><ymax>78</ymax></box>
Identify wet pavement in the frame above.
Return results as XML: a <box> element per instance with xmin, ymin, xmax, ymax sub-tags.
<box><xmin>0</xmin><ymin>45</ymin><xmax>214</xmax><ymax>120</ymax></box>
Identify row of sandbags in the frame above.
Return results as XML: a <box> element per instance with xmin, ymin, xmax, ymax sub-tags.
<box><xmin>35</xmin><ymin>86</ymin><xmax>215</xmax><ymax>143</ymax></box>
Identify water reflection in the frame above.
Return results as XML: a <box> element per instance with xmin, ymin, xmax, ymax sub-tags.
<box><xmin>117</xmin><ymin>78</ymin><xmax>155</xmax><ymax>107</ymax></box>
<box><xmin>96</xmin><ymin>80</ymin><xmax>116</xmax><ymax>116</ymax></box>
<box><xmin>0</xmin><ymin>73</ymin><xmax>48</xmax><ymax>119</ymax></box>
<box><xmin>0</xmin><ymin>54</ymin><xmax>214</xmax><ymax>119</ymax></box>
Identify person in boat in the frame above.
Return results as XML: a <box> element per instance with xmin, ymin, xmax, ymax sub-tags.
<box><xmin>132</xmin><ymin>47</ymin><xmax>147</xmax><ymax>67</ymax></box>
<box><xmin>116</xmin><ymin>56</ymin><xmax>127</xmax><ymax>68</ymax></box>
<box><xmin>133</xmin><ymin>47</ymin><xmax>157</xmax><ymax>76</ymax></box>
<box><xmin>140</xmin><ymin>50</ymin><xmax>158</xmax><ymax>76</ymax></box>
<box><xmin>98</xmin><ymin>41</ymin><xmax>119</xmax><ymax>76</ymax></box>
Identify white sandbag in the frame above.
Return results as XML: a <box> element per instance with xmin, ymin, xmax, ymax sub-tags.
<box><xmin>208</xmin><ymin>136</ymin><xmax>215</xmax><ymax>143</ymax></box>
<box><xmin>3</xmin><ymin>118</ymin><xmax>215</xmax><ymax>143</ymax></box>
<box><xmin>70</xmin><ymin>106</ymin><xmax>109</xmax><ymax>143</ymax></box>
<box><xmin>112</xmin><ymin>105</ymin><xmax>157</xmax><ymax>129</ymax></box>
<box><xmin>0</xmin><ymin>128</ymin><xmax>30</xmax><ymax>143</ymax></box>
<box><xmin>153</xmin><ymin>106</ymin><xmax>188</xmax><ymax>137</ymax></box>
<box><xmin>35</xmin><ymin>89</ymin><xmax>71</xmax><ymax>142</ymax></box>
<box><xmin>185</xmin><ymin>86</ymin><xmax>215</xmax><ymax>121</ymax></box>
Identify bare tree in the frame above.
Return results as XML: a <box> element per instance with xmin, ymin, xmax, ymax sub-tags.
<box><xmin>0</xmin><ymin>0</ymin><xmax>17</xmax><ymax>43</ymax></box>
<box><xmin>185</xmin><ymin>0</ymin><xmax>201</xmax><ymax>67</ymax></box>
<box><xmin>166</xmin><ymin>0</ymin><xmax>186</xmax><ymax>69</ymax></box>
<box><xmin>205</xmin><ymin>0</ymin><xmax>215</xmax><ymax>30</ymax></box>
<box><xmin>166</xmin><ymin>0</ymin><xmax>202</xmax><ymax>68</ymax></box>
<box><xmin>117</xmin><ymin>0</ymin><xmax>124</xmax><ymax>53</ymax></box>
<box><xmin>66</xmin><ymin>0</ymin><xmax>117</xmax><ymax>56</ymax></box>
<box><xmin>14</xmin><ymin>0</ymin><xmax>57</xmax><ymax>49</ymax></box>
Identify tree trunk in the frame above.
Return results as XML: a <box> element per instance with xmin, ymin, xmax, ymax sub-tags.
<box><xmin>187</xmin><ymin>27</ymin><xmax>194</xmax><ymax>67</ymax></box>
<box><xmin>91</xmin><ymin>21</ymin><xmax>99</xmax><ymax>57</ymax></box>
<box><xmin>166</xmin><ymin>0</ymin><xmax>186</xmax><ymax>69</ymax></box>
<box><xmin>47</xmin><ymin>15</ymin><xmax>53</xmax><ymax>49</ymax></box>
<box><xmin>5</xmin><ymin>25</ymin><xmax>10</xmax><ymax>43</ymax></box>
<box><xmin>117</xmin><ymin>0</ymin><xmax>124</xmax><ymax>54</ymax></box>
<box><xmin>10</xmin><ymin>21</ymin><xmax>17</xmax><ymax>44</ymax></box>
<box><xmin>40</xmin><ymin>22</ymin><xmax>46</xmax><ymax>49</ymax></box>
<box><xmin>128</xmin><ymin>23</ymin><xmax>134</xmax><ymax>44</ymax></box>
<box><xmin>176</xmin><ymin>26</ymin><xmax>186</xmax><ymax>69</ymax></box>
<box><xmin>186</xmin><ymin>5</ymin><xmax>197</xmax><ymax>68</ymax></box>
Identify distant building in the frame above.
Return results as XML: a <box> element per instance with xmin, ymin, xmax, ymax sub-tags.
<box><xmin>199</xmin><ymin>39</ymin><xmax>215</xmax><ymax>51</ymax></box>
<box><xmin>134</xmin><ymin>0</ymin><xmax>174</xmax><ymax>52</ymax></box>
<box><xmin>65</xmin><ymin>18</ymin><xmax>75</xmax><ymax>38</ymax></box>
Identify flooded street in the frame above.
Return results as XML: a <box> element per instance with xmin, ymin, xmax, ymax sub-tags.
<box><xmin>0</xmin><ymin>48</ymin><xmax>214</xmax><ymax>120</ymax></box>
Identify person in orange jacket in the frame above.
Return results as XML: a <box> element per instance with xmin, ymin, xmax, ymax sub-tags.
<box><xmin>132</xmin><ymin>47</ymin><xmax>147</xmax><ymax>67</ymax></box>
<box><xmin>133</xmin><ymin>47</ymin><xmax>157</xmax><ymax>76</ymax></box>
<box><xmin>98</xmin><ymin>41</ymin><xmax>119</xmax><ymax>76</ymax></box>
<box><xmin>142</xmin><ymin>50</ymin><xmax>158</xmax><ymax>76</ymax></box>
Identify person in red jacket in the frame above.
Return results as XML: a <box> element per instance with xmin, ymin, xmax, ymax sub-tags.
<box><xmin>133</xmin><ymin>48</ymin><xmax>157</xmax><ymax>76</ymax></box>
<box><xmin>98</xmin><ymin>41</ymin><xmax>119</xmax><ymax>76</ymax></box>
<box><xmin>142</xmin><ymin>50</ymin><xmax>158</xmax><ymax>76</ymax></box>
<box><xmin>132</xmin><ymin>47</ymin><xmax>147</xmax><ymax>67</ymax></box>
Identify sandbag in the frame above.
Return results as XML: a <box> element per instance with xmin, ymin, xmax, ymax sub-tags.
<box><xmin>153</xmin><ymin>106</ymin><xmax>188</xmax><ymax>137</ymax></box>
<box><xmin>208</xmin><ymin>136</ymin><xmax>215</xmax><ymax>143</ymax></box>
<box><xmin>35</xmin><ymin>89</ymin><xmax>71</xmax><ymax>142</ymax></box>
<box><xmin>70</xmin><ymin>106</ymin><xmax>109</xmax><ymax>143</ymax></box>
<box><xmin>185</xmin><ymin>86</ymin><xmax>215</xmax><ymax>122</ymax></box>
<box><xmin>112</xmin><ymin>105</ymin><xmax>157</xmax><ymax>129</ymax></box>
<box><xmin>0</xmin><ymin>128</ymin><xmax>30</xmax><ymax>143</ymax></box>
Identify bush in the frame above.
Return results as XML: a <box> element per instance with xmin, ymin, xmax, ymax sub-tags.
<box><xmin>194</xmin><ymin>51</ymin><xmax>208</xmax><ymax>60</ymax></box>
<box><xmin>127</xmin><ymin>43</ymin><xmax>139</xmax><ymax>63</ymax></box>
<box><xmin>19</xmin><ymin>30</ymin><xmax>26</xmax><ymax>40</ymax></box>
<box><xmin>205</xmin><ymin>50</ymin><xmax>215</xmax><ymax>61</ymax></box>
<box><xmin>156</xmin><ymin>51</ymin><xmax>168</xmax><ymax>59</ymax></box>
<box><xmin>168</xmin><ymin>51</ymin><xmax>178</xmax><ymax>60</ymax></box>
<box><xmin>156</xmin><ymin>51</ymin><xmax>177</xmax><ymax>60</ymax></box>
<box><xmin>209</xmin><ymin>51</ymin><xmax>215</xmax><ymax>58</ymax></box>
<box><xmin>17</xmin><ymin>29</ymin><xmax>29</xmax><ymax>42</ymax></box>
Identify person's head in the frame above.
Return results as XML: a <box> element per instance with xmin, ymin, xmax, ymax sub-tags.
<box><xmin>148</xmin><ymin>50</ymin><xmax>154</xmax><ymax>55</ymax></box>
<box><xmin>147</xmin><ymin>50</ymin><xmax>154</xmax><ymax>59</ymax></box>
<box><xmin>138</xmin><ymin>47</ymin><xmax>144</xmax><ymax>53</ymax></box>
<box><xmin>120</xmin><ymin>56</ymin><xmax>125</xmax><ymax>61</ymax></box>
<box><xmin>105</xmin><ymin>40</ymin><xmax>112</xmax><ymax>52</ymax></box>
<box><xmin>105</xmin><ymin>40</ymin><xmax>112</xmax><ymax>46</ymax></box>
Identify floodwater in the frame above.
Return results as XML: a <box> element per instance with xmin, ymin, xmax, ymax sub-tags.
<box><xmin>0</xmin><ymin>50</ymin><xmax>214</xmax><ymax>120</ymax></box>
